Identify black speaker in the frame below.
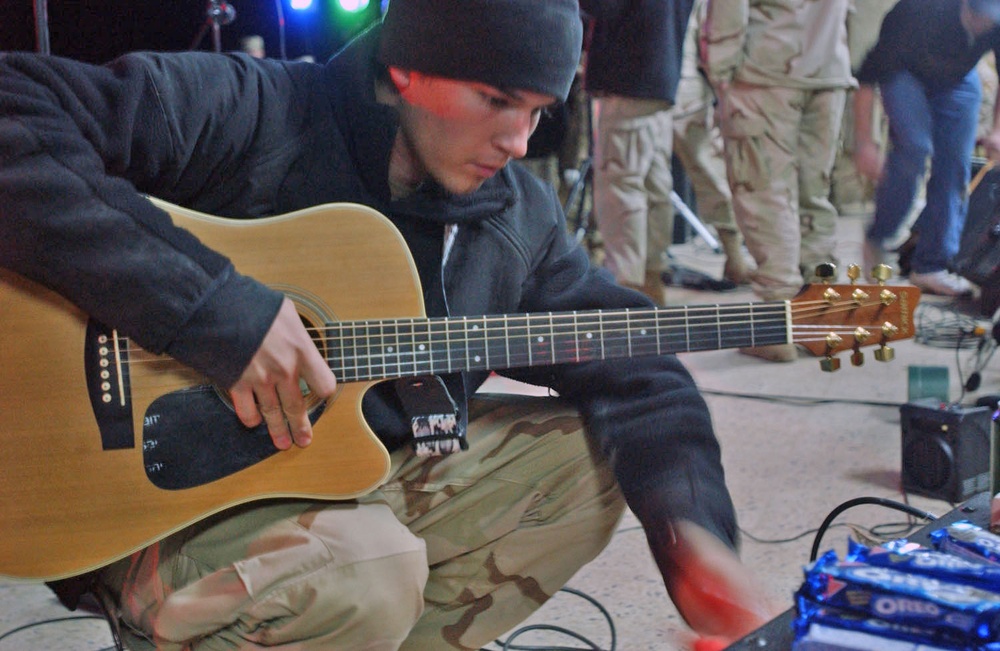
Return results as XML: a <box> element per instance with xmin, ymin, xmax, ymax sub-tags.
<box><xmin>901</xmin><ymin>399</ymin><xmax>992</xmax><ymax>503</ymax></box>
<box><xmin>958</xmin><ymin>159</ymin><xmax>1000</xmax><ymax>314</ymax></box>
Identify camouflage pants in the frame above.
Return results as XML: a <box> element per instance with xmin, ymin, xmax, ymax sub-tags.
<box><xmin>99</xmin><ymin>394</ymin><xmax>625</xmax><ymax>650</ymax></box>
<box><xmin>672</xmin><ymin>75</ymin><xmax>739</xmax><ymax>235</ymax></box>
<box><xmin>593</xmin><ymin>95</ymin><xmax>677</xmax><ymax>285</ymax></box>
<box><xmin>718</xmin><ymin>83</ymin><xmax>846</xmax><ymax>299</ymax></box>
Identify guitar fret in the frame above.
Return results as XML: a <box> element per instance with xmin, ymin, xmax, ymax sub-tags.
<box><xmin>626</xmin><ymin>309</ymin><xmax>633</xmax><ymax>358</ymax></box>
<box><xmin>599</xmin><ymin>312</ymin><xmax>605</xmax><ymax>360</ymax></box>
<box><xmin>469</xmin><ymin>317</ymin><xmax>487</xmax><ymax>371</ymax></box>
<box><xmin>463</xmin><ymin>316</ymin><xmax>470</xmax><ymax>371</ymax></box>
<box><xmin>479</xmin><ymin>317</ymin><xmax>487</xmax><ymax>370</ymax></box>
<box><xmin>349</xmin><ymin>321</ymin><xmax>360</xmax><ymax>381</ymax></box>
<box><xmin>551</xmin><ymin>312</ymin><xmax>574</xmax><ymax>365</ymax></box>
<box><xmin>684</xmin><ymin>305</ymin><xmax>690</xmax><ymax>352</ymax></box>
<box><xmin>503</xmin><ymin>315</ymin><xmax>511</xmax><ymax>369</ymax></box>
<box><xmin>656</xmin><ymin>308</ymin><xmax>663</xmax><ymax>355</ymax></box>
<box><xmin>549</xmin><ymin>312</ymin><xmax>557</xmax><ymax>364</ymax></box>
<box><xmin>573</xmin><ymin>310</ymin><xmax>580</xmax><ymax>362</ymax></box>
<box><xmin>383</xmin><ymin>320</ymin><xmax>399</xmax><ymax>378</ymax></box>
<box><xmin>444</xmin><ymin>317</ymin><xmax>453</xmax><ymax>374</ymax></box>
<box><xmin>716</xmin><ymin>305</ymin><xmax>722</xmax><ymax>351</ymax></box>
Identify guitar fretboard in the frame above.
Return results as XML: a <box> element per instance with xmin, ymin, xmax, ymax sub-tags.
<box><xmin>326</xmin><ymin>302</ymin><xmax>791</xmax><ymax>382</ymax></box>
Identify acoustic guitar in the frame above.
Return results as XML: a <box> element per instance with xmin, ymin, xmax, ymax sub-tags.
<box><xmin>0</xmin><ymin>198</ymin><xmax>920</xmax><ymax>580</ymax></box>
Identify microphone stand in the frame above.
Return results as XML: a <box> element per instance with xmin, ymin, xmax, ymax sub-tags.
<box><xmin>190</xmin><ymin>0</ymin><xmax>237</xmax><ymax>52</ymax></box>
<box><xmin>34</xmin><ymin>0</ymin><xmax>50</xmax><ymax>54</ymax></box>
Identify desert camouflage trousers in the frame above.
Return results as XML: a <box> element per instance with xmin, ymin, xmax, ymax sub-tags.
<box><xmin>98</xmin><ymin>394</ymin><xmax>626</xmax><ymax>651</ymax></box>
<box><xmin>593</xmin><ymin>95</ymin><xmax>677</xmax><ymax>285</ymax></box>
<box><xmin>718</xmin><ymin>83</ymin><xmax>846</xmax><ymax>299</ymax></box>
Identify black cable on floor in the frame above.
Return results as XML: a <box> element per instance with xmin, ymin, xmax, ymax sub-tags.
<box><xmin>699</xmin><ymin>388</ymin><xmax>903</xmax><ymax>409</ymax></box>
<box><xmin>486</xmin><ymin>587</ymin><xmax>617</xmax><ymax>651</ymax></box>
<box><xmin>914</xmin><ymin>302</ymin><xmax>984</xmax><ymax>350</ymax></box>
<box><xmin>807</xmin><ymin>496</ymin><xmax>938</xmax><ymax>562</ymax></box>
<box><xmin>0</xmin><ymin>615</ymin><xmax>116</xmax><ymax>651</ymax></box>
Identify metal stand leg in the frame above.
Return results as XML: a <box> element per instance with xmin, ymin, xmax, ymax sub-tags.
<box><xmin>671</xmin><ymin>191</ymin><xmax>721</xmax><ymax>252</ymax></box>
<box><xmin>564</xmin><ymin>157</ymin><xmax>593</xmax><ymax>244</ymax></box>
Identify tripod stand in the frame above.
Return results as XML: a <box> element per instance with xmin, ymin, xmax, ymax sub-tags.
<box><xmin>190</xmin><ymin>0</ymin><xmax>237</xmax><ymax>53</ymax></box>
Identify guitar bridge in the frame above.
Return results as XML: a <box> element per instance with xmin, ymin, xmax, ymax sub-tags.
<box><xmin>84</xmin><ymin>320</ymin><xmax>134</xmax><ymax>450</ymax></box>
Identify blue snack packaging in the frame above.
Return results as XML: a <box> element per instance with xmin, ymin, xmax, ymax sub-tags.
<box><xmin>799</xmin><ymin>549</ymin><xmax>1000</xmax><ymax>643</ymax></box>
<box><xmin>931</xmin><ymin>521</ymin><xmax>1000</xmax><ymax>566</ymax></box>
<box><xmin>849</xmin><ymin>538</ymin><xmax>1000</xmax><ymax>593</ymax></box>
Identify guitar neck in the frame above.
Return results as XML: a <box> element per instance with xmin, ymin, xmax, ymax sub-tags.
<box><xmin>326</xmin><ymin>301</ymin><xmax>791</xmax><ymax>382</ymax></box>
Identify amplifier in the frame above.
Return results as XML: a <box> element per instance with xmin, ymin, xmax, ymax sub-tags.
<box><xmin>900</xmin><ymin>399</ymin><xmax>992</xmax><ymax>503</ymax></box>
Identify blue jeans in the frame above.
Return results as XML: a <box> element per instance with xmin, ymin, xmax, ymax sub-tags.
<box><xmin>866</xmin><ymin>69</ymin><xmax>980</xmax><ymax>274</ymax></box>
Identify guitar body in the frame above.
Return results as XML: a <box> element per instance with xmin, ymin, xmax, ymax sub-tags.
<box><xmin>0</xmin><ymin>200</ymin><xmax>421</xmax><ymax>580</ymax></box>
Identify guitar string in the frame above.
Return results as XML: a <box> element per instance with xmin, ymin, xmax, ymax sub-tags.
<box><xmin>108</xmin><ymin>299</ymin><xmax>900</xmax><ymax>360</ymax></box>
<box><xmin>102</xmin><ymin>299</ymin><xmax>905</xmax><ymax>390</ymax></box>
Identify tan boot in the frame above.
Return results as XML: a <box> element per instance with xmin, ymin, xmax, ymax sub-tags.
<box><xmin>624</xmin><ymin>270</ymin><xmax>668</xmax><ymax>306</ymax></box>
<box><xmin>738</xmin><ymin>343</ymin><xmax>798</xmax><ymax>363</ymax></box>
<box><xmin>717</xmin><ymin>229</ymin><xmax>752</xmax><ymax>285</ymax></box>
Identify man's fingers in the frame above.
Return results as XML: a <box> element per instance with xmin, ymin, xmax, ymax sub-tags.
<box><xmin>256</xmin><ymin>391</ymin><xmax>293</xmax><ymax>450</ymax></box>
<box><xmin>276</xmin><ymin>378</ymin><xmax>313</xmax><ymax>448</ymax></box>
<box><xmin>231</xmin><ymin>386</ymin><xmax>263</xmax><ymax>429</ymax></box>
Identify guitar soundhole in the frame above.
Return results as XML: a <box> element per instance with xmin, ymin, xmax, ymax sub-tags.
<box><xmin>209</xmin><ymin>287</ymin><xmax>339</xmax><ymax>416</ymax></box>
<box><xmin>141</xmin><ymin>288</ymin><xmax>338</xmax><ymax>490</ymax></box>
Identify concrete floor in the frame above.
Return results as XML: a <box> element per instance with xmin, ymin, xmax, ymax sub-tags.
<box><xmin>2</xmin><ymin>213</ymin><xmax>997</xmax><ymax>650</ymax></box>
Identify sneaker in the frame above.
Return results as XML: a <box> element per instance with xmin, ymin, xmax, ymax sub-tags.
<box><xmin>909</xmin><ymin>270</ymin><xmax>974</xmax><ymax>297</ymax></box>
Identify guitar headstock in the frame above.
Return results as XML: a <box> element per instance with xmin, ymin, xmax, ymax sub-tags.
<box><xmin>789</xmin><ymin>273</ymin><xmax>921</xmax><ymax>371</ymax></box>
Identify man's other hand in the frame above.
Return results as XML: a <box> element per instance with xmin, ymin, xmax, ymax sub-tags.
<box><xmin>662</xmin><ymin>520</ymin><xmax>780</xmax><ymax>644</ymax></box>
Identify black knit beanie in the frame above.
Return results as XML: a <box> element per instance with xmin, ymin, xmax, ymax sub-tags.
<box><xmin>378</xmin><ymin>0</ymin><xmax>583</xmax><ymax>102</ymax></box>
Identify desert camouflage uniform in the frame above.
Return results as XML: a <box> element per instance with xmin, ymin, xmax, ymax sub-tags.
<box><xmin>672</xmin><ymin>0</ymin><xmax>743</xmax><ymax>247</ymax></box>
<box><xmin>702</xmin><ymin>0</ymin><xmax>855</xmax><ymax>299</ymax></box>
<box><xmin>99</xmin><ymin>395</ymin><xmax>625</xmax><ymax>651</ymax></box>
<box><xmin>593</xmin><ymin>94</ymin><xmax>678</xmax><ymax>288</ymax></box>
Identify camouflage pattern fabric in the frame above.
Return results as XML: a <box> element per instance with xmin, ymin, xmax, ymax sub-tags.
<box><xmin>593</xmin><ymin>95</ymin><xmax>677</xmax><ymax>285</ymax></box>
<box><xmin>672</xmin><ymin>0</ymin><xmax>740</xmax><ymax>235</ymax></box>
<box><xmin>99</xmin><ymin>394</ymin><xmax>625</xmax><ymax>650</ymax></box>
<box><xmin>717</xmin><ymin>83</ymin><xmax>847</xmax><ymax>299</ymax></box>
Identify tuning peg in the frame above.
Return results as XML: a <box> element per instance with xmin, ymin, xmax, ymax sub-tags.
<box><xmin>870</xmin><ymin>264</ymin><xmax>893</xmax><ymax>285</ymax></box>
<box><xmin>846</xmin><ymin>264</ymin><xmax>861</xmax><ymax>284</ymax></box>
<box><xmin>814</xmin><ymin>263</ymin><xmax>837</xmax><ymax>284</ymax></box>
<box><xmin>851</xmin><ymin>350</ymin><xmax>865</xmax><ymax>367</ymax></box>
<box><xmin>873</xmin><ymin>322</ymin><xmax>899</xmax><ymax>362</ymax></box>
<box><xmin>874</xmin><ymin>344</ymin><xmax>895</xmax><ymax>362</ymax></box>
<box><xmin>820</xmin><ymin>332</ymin><xmax>843</xmax><ymax>372</ymax></box>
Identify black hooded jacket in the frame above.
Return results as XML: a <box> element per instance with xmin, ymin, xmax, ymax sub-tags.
<box><xmin>0</xmin><ymin>25</ymin><xmax>736</xmax><ymax>551</ymax></box>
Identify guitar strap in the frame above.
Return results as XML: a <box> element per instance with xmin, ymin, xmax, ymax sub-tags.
<box><xmin>386</xmin><ymin>190</ymin><xmax>473</xmax><ymax>457</ymax></box>
<box><xmin>394</xmin><ymin>375</ymin><xmax>467</xmax><ymax>457</ymax></box>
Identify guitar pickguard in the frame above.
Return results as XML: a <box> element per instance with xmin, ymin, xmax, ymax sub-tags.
<box><xmin>141</xmin><ymin>387</ymin><xmax>327</xmax><ymax>490</ymax></box>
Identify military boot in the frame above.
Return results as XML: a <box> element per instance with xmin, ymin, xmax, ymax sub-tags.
<box><xmin>624</xmin><ymin>269</ymin><xmax>669</xmax><ymax>306</ymax></box>
<box><xmin>717</xmin><ymin>229</ymin><xmax>752</xmax><ymax>285</ymax></box>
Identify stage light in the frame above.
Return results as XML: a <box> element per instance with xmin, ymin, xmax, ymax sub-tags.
<box><xmin>290</xmin><ymin>0</ymin><xmax>313</xmax><ymax>10</ymax></box>
<box><xmin>338</xmin><ymin>0</ymin><xmax>370</xmax><ymax>11</ymax></box>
